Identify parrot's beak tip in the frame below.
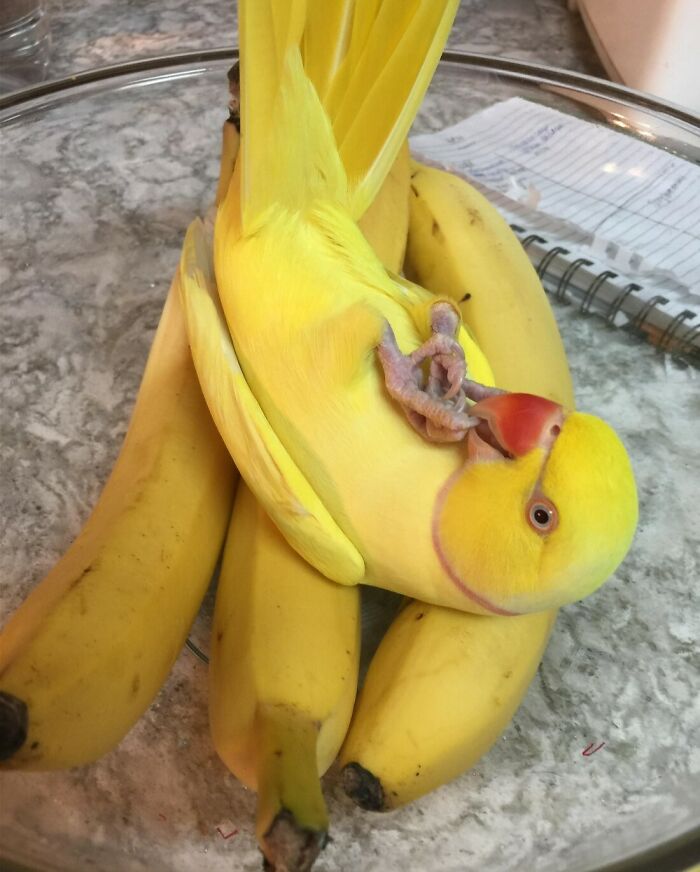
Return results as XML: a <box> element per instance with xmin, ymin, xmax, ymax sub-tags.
<box><xmin>468</xmin><ymin>392</ymin><xmax>566</xmax><ymax>459</ymax></box>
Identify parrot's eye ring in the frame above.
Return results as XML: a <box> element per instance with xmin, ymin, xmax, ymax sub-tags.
<box><xmin>527</xmin><ymin>498</ymin><xmax>558</xmax><ymax>535</ymax></box>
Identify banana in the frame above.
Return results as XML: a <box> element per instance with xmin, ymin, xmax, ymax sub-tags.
<box><xmin>215</xmin><ymin>64</ymin><xmax>241</xmax><ymax>208</ymax></box>
<box><xmin>210</xmin><ymin>482</ymin><xmax>360</xmax><ymax>871</ymax></box>
<box><xmin>215</xmin><ymin>118</ymin><xmax>241</xmax><ymax>208</ymax></box>
<box><xmin>0</xmin><ymin>280</ymin><xmax>236</xmax><ymax>770</ymax></box>
<box><xmin>404</xmin><ymin>159</ymin><xmax>574</xmax><ymax>405</ymax></box>
<box><xmin>341</xmin><ymin>605</ymin><xmax>555</xmax><ymax>810</ymax></box>
<box><xmin>358</xmin><ymin>139</ymin><xmax>411</xmax><ymax>273</ymax></box>
<box><xmin>339</xmin><ymin>156</ymin><xmax>575</xmax><ymax>810</ymax></box>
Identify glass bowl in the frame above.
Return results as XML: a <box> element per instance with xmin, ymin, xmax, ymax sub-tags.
<box><xmin>1</xmin><ymin>51</ymin><xmax>698</xmax><ymax>872</ymax></box>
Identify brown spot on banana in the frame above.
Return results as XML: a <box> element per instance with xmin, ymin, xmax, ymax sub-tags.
<box><xmin>0</xmin><ymin>690</ymin><xmax>28</xmax><ymax>761</ymax></box>
<box><xmin>431</xmin><ymin>218</ymin><xmax>444</xmax><ymax>241</ymax></box>
<box><xmin>341</xmin><ymin>762</ymin><xmax>387</xmax><ymax>812</ymax></box>
<box><xmin>68</xmin><ymin>562</ymin><xmax>96</xmax><ymax>591</ymax></box>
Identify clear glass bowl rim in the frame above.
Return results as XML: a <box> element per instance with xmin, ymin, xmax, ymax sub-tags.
<box><xmin>1</xmin><ymin>47</ymin><xmax>698</xmax><ymax>872</ymax></box>
<box><xmin>1</xmin><ymin>47</ymin><xmax>699</xmax><ymax>133</ymax></box>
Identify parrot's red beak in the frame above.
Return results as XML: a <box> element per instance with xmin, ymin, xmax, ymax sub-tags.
<box><xmin>467</xmin><ymin>393</ymin><xmax>566</xmax><ymax>461</ymax></box>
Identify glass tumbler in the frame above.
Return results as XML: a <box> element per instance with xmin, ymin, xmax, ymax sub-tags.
<box><xmin>0</xmin><ymin>0</ymin><xmax>50</xmax><ymax>94</ymax></box>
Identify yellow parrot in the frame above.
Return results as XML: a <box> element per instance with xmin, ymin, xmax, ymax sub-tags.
<box><xmin>179</xmin><ymin>0</ymin><xmax>638</xmax><ymax>616</ymax></box>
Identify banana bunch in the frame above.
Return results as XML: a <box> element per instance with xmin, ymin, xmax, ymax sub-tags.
<box><xmin>0</xmin><ymin>47</ymin><xmax>407</xmax><ymax>846</ymax></box>
<box><xmin>0</xmin><ymin>3</ymin><xmax>638</xmax><ymax>872</ymax></box>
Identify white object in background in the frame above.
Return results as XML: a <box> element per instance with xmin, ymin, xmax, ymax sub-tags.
<box><xmin>572</xmin><ymin>0</ymin><xmax>700</xmax><ymax>113</ymax></box>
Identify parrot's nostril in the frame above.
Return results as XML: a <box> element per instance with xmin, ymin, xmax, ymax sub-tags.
<box><xmin>551</xmin><ymin>424</ymin><xmax>561</xmax><ymax>437</ymax></box>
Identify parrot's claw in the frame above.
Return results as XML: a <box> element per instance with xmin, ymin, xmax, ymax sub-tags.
<box><xmin>377</xmin><ymin>303</ymin><xmax>480</xmax><ymax>443</ymax></box>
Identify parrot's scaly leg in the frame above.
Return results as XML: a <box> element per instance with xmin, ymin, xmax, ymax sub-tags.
<box><xmin>377</xmin><ymin>303</ymin><xmax>480</xmax><ymax>443</ymax></box>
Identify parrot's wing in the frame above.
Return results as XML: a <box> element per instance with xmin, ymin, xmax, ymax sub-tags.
<box><xmin>179</xmin><ymin>218</ymin><xmax>365</xmax><ymax>586</ymax></box>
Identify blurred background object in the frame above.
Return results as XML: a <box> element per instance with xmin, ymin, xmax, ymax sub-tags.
<box><xmin>0</xmin><ymin>0</ymin><xmax>50</xmax><ymax>93</ymax></box>
<box><xmin>572</xmin><ymin>0</ymin><xmax>700</xmax><ymax>112</ymax></box>
<box><xmin>7</xmin><ymin>1</ymin><xmax>606</xmax><ymax>85</ymax></box>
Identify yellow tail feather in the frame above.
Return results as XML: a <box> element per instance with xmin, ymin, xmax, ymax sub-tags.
<box><xmin>302</xmin><ymin>0</ymin><xmax>356</xmax><ymax>104</ymax></box>
<box><xmin>334</xmin><ymin>0</ymin><xmax>458</xmax><ymax>217</ymax></box>
<box><xmin>234</xmin><ymin>0</ymin><xmax>458</xmax><ymax>228</ymax></box>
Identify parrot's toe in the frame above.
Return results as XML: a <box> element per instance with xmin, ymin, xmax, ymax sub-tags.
<box><xmin>377</xmin><ymin>319</ymin><xmax>478</xmax><ymax>443</ymax></box>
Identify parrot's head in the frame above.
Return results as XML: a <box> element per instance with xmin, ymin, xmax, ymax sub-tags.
<box><xmin>433</xmin><ymin>393</ymin><xmax>638</xmax><ymax>615</ymax></box>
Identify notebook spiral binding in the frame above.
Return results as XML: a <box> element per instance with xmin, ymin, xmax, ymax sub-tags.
<box><xmin>510</xmin><ymin>225</ymin><xmax>699</xmax><ymax>365</ymax></box>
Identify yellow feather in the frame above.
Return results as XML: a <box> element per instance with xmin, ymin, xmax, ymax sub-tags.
<box><xmin>302</xmin><ymin>0</ymin><xmax>355</xmax><ymax>103</ymax></box>
<box><xmin>539</xmin><ymin>412</ymin><xmax>639</xmax><ymax>603</ymax></box>
<box><xmin>337</xmin><ymin>1</ymin><xmax>459</xmax><ymax>217</ymax></box>
<box><xmin>323</xmin><ymin>0</ymin><xmax>383</xmax><ymax>121</ymax></box>
<box><xmin>179</xmin><ymin>218</ymin><xmax>364</xmax><ymax>586</ymax></box>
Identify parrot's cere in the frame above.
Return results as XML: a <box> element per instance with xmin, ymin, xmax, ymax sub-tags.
<box><xmin>0</xmin><ymin>2</ymin><xmax>641</xmax><ymax>870</ymax></box>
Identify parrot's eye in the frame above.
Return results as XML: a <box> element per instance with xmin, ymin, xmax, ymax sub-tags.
<box><xmin>527</xmin><ymin>498</ymin><xmax>558</xmax><ymax>534</ymax></box>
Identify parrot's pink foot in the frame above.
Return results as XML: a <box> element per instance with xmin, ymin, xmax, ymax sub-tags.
<box><xmin>377</xmin><ymin>303</ymin><xmax>480</xmax><ymax>443</ymax></box>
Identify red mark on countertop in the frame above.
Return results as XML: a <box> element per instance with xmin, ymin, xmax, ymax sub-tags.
<box><xmin>216</xmin><ymin>827</ymin><xmax>239</xmax><ymax>840</ymax></box>
<box><xmin>582</xmin><ymin>741</ymin><xmax>606</xmax><ymax>757</ymax></box>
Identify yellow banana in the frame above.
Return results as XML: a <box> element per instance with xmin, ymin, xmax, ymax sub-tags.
<box><xmin>404</xmin><ymin>159</ymin><xmax>574</xmax><ymax>404</ymax></box>
<box><xmin>358</xmin><ymin>139</ymin><xmax>411</xmax><ymax>273</ymax></box>
<box><xmin>341</xmin><ymin>605</ymin><xmax>555</xmax><ymax>810</ymax></box>
<box><xmin>0</xmin><ymin>280</ymin><xmax>235</xmax><ymax>770</ymax></box>
<box><xmin>215</xmin><ymin>118</ymin><xmax>241</xmax><ymax>208</ymax></box>
<box><xmin>215</xmin><ymin>64</ymin><xmax>241</xmax><ymax>208</ymax></box>
<box><xmin>340</xmin><ymin>155</ymin><xmax>576</xmax><ymax>810</ymax></box>
<box><xmin>210</xmin><ymin>482</ymin><xmax>360</xmax><ymax>871</ymax></box>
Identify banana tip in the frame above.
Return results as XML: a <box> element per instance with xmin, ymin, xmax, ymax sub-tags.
<box><xmin>0</xmin><ymin>690</ymin><xmax>28</xmax><ymax>761</ymax></box>
<box><xmin>261</xmin><ymin>808</ymin><xmax>328</xmax><ymax>872</ymax></box>
<box><xmin>341</xmin><ymin>762</ymin><xmax>387</xmax><ymax>812</ymax></box>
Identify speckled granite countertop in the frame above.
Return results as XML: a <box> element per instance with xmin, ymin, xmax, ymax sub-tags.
<box><xmin>40</xmin><ymin>0</ymin><xmax>606</xmax><ymax>80</ymax></box>
<box><xmin>1</xmin><ymin>4</ymin><xmax>698</xmax><ymax>872</ymax></box>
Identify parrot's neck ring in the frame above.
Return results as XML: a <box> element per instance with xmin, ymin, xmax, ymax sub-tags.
<box><xmin>431</xmin><ymin>467</ymin><xmax>519</xmax><ymax>617</ymax></box>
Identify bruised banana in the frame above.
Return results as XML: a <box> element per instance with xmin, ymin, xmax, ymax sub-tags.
<box><xmin>404</xmin><ymin>159</ymin><xmax>574</xmax><ymax>404</ymax></box>
<box><xmin>339</xmin><ymin>158</ymin><xmax>575</xmax><ymax>811</ymax></box>
<box><xmin>0</xmin><ymin>280</ymin><xmax>236</xmax><ymax>770</ymax></box>
<box><xmin>210</xmin><ymin>483</ymin><xmax>360</xmax><ymax>872</ymax></box>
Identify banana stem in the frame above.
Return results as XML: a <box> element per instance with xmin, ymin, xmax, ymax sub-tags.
<box><xmin>214</xmin><ymin>64</ymin><xmax>241</xmax><ymax>208</ymax></box>
<box><xmin>215</xmin><ymin>119</ymin><xmax>241</xmax><ymax>207</ymax></box>
<box><xmin>255</xmin><ymin>704</ymin><xmax>329</xmax><ymax>872</ymax></box>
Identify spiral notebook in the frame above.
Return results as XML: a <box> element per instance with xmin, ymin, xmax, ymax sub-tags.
<box><xmin>410</xmin><ymin>98</ymin><xmax>700</xmax><ymax>363</ymax></box>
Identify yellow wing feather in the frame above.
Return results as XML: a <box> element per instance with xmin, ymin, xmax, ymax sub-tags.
<box><xmin>179</xmin><ymin>219</ymin><xmax>364</xmax><ymax>586</ymax></box>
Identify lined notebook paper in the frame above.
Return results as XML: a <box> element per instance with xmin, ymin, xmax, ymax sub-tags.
<box><xmin>410</xmin><ymin>98</ymin><xmax>700</xmax><ymax>358</ymax></box>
